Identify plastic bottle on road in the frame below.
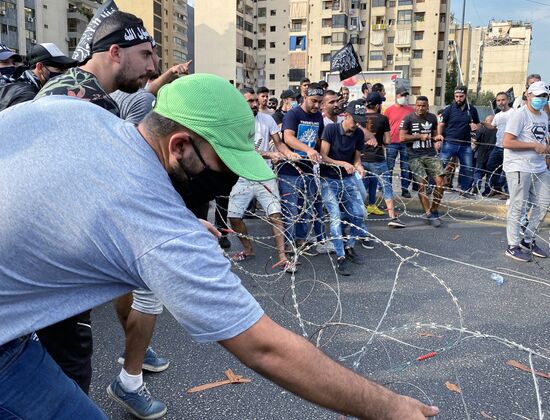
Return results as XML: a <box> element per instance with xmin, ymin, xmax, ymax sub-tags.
<box><xmin>491</xmin><ymin>273</ymin><xmax>504</xmax><ymax>286</ymax></box>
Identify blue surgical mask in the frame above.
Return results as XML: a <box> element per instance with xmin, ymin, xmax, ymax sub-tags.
<box><xmin>531</xmin><ymin>97</ymin><xmax>548</xmax><ymax>111</ymax></box>
<box><xmin>290</xmin><ymin>101</ymin><xmax>298</xmax><ymax>108</ymax></box>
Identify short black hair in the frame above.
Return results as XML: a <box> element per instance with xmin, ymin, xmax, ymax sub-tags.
<box><xmin>372</xmin><ymin>83</ymin><xmax>385</xmax><ymax>93</ymax></box>
<box><xmin>257</xmin><ymin>86</ymin><xmax>269</xmax><ymax>94</ymax></box>
<box><xmin>361</xmin><ymin>82</ymin><xmax>371</xmax><ymax>93</ymax></box>
<box><xmin>92</xmin><ymin>11</ymin><xmax>144</xmax><ymax>46</ymax></box>
<box><xmin>300</xmin><ymin>77</ymin><xmax>310</xmax><ymax>84</ymax></box>
<box><xmin>416</xmin><ymin>96</ymin><xmax>429</xmax><ymax>103</ymax></box>
<box><xmin>319</xmin><ymin>80</ymin><xmax>329</xmax><ymax>89</ymax></box>
<box><xmin>495</xmin><ymin>91</ymin><xmax>508</xmax><ymax>98</ymax></box>
<box><xmin>324</xmin><ymin>89</ymin><xmax>337</xmax><ymax>97</ymax></box>
<box><xmin>240</xmin><ymin>87</ymin><xmax>255</xmax><ymax>95</ymax></box>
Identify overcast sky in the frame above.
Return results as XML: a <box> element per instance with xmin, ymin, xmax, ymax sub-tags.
<box><xmin>450</xmin><ymin>0</ymin><xmax>549</xmax><ymax>82</ymax></box>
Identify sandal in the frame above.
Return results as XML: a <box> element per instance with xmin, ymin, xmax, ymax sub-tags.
<box><xmin>231</xmin><ymin>251</ymin><xmax>255</xmax><ymax>262</ymax></box>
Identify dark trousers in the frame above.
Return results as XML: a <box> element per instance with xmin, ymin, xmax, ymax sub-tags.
<box><xmin>187</xmin><ymin>196</ymin><xmax>229</xmax><ymax>232</ymax></box>
<box><xmin>35</xmin><ymin>310</ymin><xmax>93</xmax><ymax>393</ymax></box>
<box><xmin>486</xmin><ymin>147</ymin><xmax>506</xmax><ymax>191</ymax></box>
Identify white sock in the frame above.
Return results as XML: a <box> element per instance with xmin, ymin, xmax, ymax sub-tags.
<box><xmin>119</xmin><ymin>368</ymin><xmax>143</xmax><ymax>392</ymax></box>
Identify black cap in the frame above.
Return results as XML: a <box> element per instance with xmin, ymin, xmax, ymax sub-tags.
<box><xmin>345</xmin><ymin>99</ymin><xmax>367</xmax><ymax>123</ymax></box>
<box><xmin>366</xmin><ymin>92</ymin><xmax>384</xmax><ymax>106</ymax></box>
<box><xmin>29</xmin><ymin>43</ymin><xmax>78</xmax><ymax>68</ymax></box>
<box><xmin>280</xmin><ymin>89</ymin><xmax>298</xmax><ymax>99</ymax></box>
<box><xmin>396</xmin><ymin>86</ymin><xmax>409</xmax><ymax>95</ymax></box>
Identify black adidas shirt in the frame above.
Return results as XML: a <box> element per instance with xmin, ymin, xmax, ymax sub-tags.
<box><xmin>399</xmin><ymin>112</ymin><xmax>438</xmax><ymax>159</ymax></box>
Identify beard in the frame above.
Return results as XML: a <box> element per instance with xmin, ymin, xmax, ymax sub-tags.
<box><xmin>167</xmin><ymin>157</ymin><xmax>193</xmax><ymax>197</ymax></box>
<box><xmin>115</xmin><ymin>66</ymin><xmax>146</xmax><ymax>94</ymax></box>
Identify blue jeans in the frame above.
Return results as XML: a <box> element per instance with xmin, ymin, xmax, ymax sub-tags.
<box><xmin>386</xmin><ymin>143</ymin><xmax>411</xmax><ymax>192</ymax></box>
<box><xmin>362</xmin><ymin>161</ymin><xmax>394</xmax><ymax>203</ymax></box>
<box><xmin>0</xmin><ymin>337</ymin><xmax>107</xmax><ymax>419</ymax></box>
<box><xmin>278</xmin><ymin>173</ymin><xmax>324</xmax><ymax>244</ymax></box>
<box><xmin>439</xmin><ymin>141</ymin><xmax>474</xmax><ymax>191</ymax></box>
<box><xmin>320</xmin><ymin>177</ymin><xmax>368</xmax><ymax>258</ymax></box>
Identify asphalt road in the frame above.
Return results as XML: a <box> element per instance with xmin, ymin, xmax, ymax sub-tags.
<box><xmin>89</xmin><ymin>212</ymin><xmax>550</xmax><ymax>419</ymax></box>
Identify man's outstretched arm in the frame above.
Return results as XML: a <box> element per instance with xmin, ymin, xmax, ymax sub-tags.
<box><xmin>220</xmin><ymin>315</ymin><xmax>439</xmax><ymax>420</ymax></box>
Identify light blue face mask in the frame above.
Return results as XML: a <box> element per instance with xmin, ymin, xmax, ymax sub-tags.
<box><xmin>531</xmin><ymin>97</ymin><xmax>548</xmax><ymax>111</ymax></box>
<box><xmin>290</xmin><ymin>101</ymin><xmax>299</xmax><ymax>108</ymax></box>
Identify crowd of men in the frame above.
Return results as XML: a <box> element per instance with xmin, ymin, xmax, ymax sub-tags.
<box><xmin>0</xmin><ymin>8</ymin><xmax>548</xmax><ymax>420</ymax></box>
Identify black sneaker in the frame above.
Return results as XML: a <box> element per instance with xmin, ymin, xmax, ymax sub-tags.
<box><xmin>361</xmin><ymin>239</ymin><xmax>374</xmax><ymax>249</ymax></box>
<box><xmin>388</xmin><ymin>217</ymin><xmax>406</xmax><ymax>228</ymax></box>
<box><xmin>520</xmin><ymin>240</ymin><xmax>548</xmax><ymax>258</ymax></box>
<box><xmin>345</xmin><ymin>247</ymin><xmax>365</xmax><ymax>264</ymax></box>
<box><xmin>401</xmin><ymin>190</ymin><xmax>412</xmax><ymax>199</ymax></box>
<box><xmin>505</xmin><ymin>245</ymin><xmax>532</xmax><ymax>262</ymax></box>
<box><xmin>337</xmin><ymin>257</ymin><xmax>351</xmax><ymax>276</ymax></box>
<box><xmin>218</xmin><ymin>235</ymin><xmax>231</xmax><ymax>249</ymax></box>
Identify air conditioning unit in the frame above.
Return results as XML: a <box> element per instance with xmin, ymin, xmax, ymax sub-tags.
<box><xmin>30</xmin><ymin>39</ymin><xmax>37</xmax><ymax>44</ymax></box>
<box><xmin>0</xmin><ymin>10</ymin><xmax>6</xmax><ymax>15</ymax></box>
<box><xmin>26</xmin><ymin>17</ymin><xmax>34</xmax><ymax>22</ymax></box>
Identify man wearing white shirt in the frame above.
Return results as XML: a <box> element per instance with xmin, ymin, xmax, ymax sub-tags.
<box><xmin>228</xmin><ymin>88</ymin><xmax>299</xmax><ymax>272</ymax></box>
<box><xmin>503</xmin><ymin>81</ymin><xmax>550</xmax><ymax>262</ymax></box>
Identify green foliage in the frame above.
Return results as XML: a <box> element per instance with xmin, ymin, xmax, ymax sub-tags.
<box><xmin>469</xmin><ymin>91</ymin><xmax>495</xmax><ymax>106</ymax></box>
<box><xmin>445</xmin><ymin>60</ymin><xmax>458</xmax><ymax>105</ymax></box>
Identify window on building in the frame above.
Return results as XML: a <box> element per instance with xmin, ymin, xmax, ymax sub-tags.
<box><xmin>322</xmin><ymin>18</ymin><xmax>332</xmax><ymax>28</ymax></box>
<box><xmin>153</xmin><ymin>1</ymin><xmax>162</xmax><ymax>16</ymax></box>
<box><xmin>350</xmin><ymin>34</ymin><xmax>358</xmax><ymax>44</ymax></box>
<box><xmin>258</xmin><ymin>23</ymin><xmax>266</xmax><ymax>34</ymax></box>
<box><xmin>411</xmin><ymin>86</ymin><xmax>421</xmax><ymax>95</ymax></box>
<box><xmin>411</xmin><ymin>68</ymin><xmax>422</xmax><ymax>77</ymax></box>
<box><xmin>437</xmin><ymin>50</ymin><xmax>444</xmax><ymax>59</ymax></box>
<box><xmin>269</xmin><ymin>41</ymin><xmax>276</xmax><ymax>48</ymax></box>
<box><xmin>244</xmin><ymin>21</ymin><xmax>254</xmax><ymax>32</ymax></box>
<box><xmin>360</xmin><ymin>2</ymin><xmax>367</xmax><ymax>9</ymax></box>
<box><xmin>236</xmin><ymin>49</ymin><xmax>244</xmax><ymax>64</ymax></box>
<box><xmin>269</xmin><ymin>57</ymin><xmax>276</xmax><ymax>64</ymax></box>
<box><xmin>389</xmin><ymin>1</ymin><xmax>396</xmax><ymax>7</ymax></box>
<box><xmin>258</xmin><ymin>39</ymin><xmax>266</xmax><ymax>49</ymax></box>
<box><xmin>322</xmin><ymin>36</ymin><xmax>332</xmax><ymax>44</ymax></box>
<box><xmin>321</xmin><ymin>53</ymin><xmax>331</xmax><ymax>62</ymax></box>
<box><xmin>387</xmin><ymin>36</ymin><xmax>394</xmax><ymax>43</ymax></box>
<box><xmin>244</xmin><ymin>37</ymin><xmax>253</xmax><ymax>48</ymax></box>
<box><xmin>332</xmin><ymin>14</ymin><xmax>348</xmax><ymax>28</ymax></box>
<box><xmin>323</xmin><ymin>1</ymin><xmax>333</xmax><ymax>9</ymax></box>
<box><xmin>438</xmin><ymin>32</ymin><xmax>445</xmax><ymax>41</ymax></box>
<box><xmin>174</xmin><ymin>50</ymin><xmax>186</xmax><ymax>61</ymax></box>
<box><xmin>399</xmin><ymin>0</ymin><xmax>413</xmax><ymax>5</ymax></box>
<box><xmin>414</xmin><ymin>31</ymin><xmax>424</xmax><ymax>40</ymax></box>
<box><xmin>269</xmin><ymin>73</ymin><xmax>275</xmax><ymax>80</ymax></box>
<box><xmin>289</xmin><ymin>35</ymin><xmax>306</xmax><ymax>50</ymax></box>
<box><xmin>350</xmin><ymin>16</ymin><xmax>359</xmax><ymax>30</ymax></box>
<box><xmin>332</xmin><ymin>32</ymin><xmax>348</xmax><ymax>45</ymax></box>
<box><xmin>237</xmin><ymin>16</ymin><xmax>244</xmax><ymax>30</ymax></box>
<box><xmin>370</xmin><ymin>50</ymin><xmax>384</xmax><ymax>61</ymax></box>
<box><xmin>440</xmin><ymin>13</ymin><xmax>446</xmax><ymax>23</ymax></box>
<box><xmin>372</xmin><ymin>0</ymin><xmax>385</xmax><ymax>6</ymax></box>
<box><xmin>435</xmin><ymin>87</ymin><xmax>442</xmax><ymax>97</ymax></box>
<box><xmin>288</xmin><ymin>69</ymin><xmax>305</xmax><ymax>82</ymax></box>
<box><xmin>351</xmin><ymin>0</ymin><xmax>360</xmax><ymax>8</ymax></box>
<box><xmin>414</xmin><ymin>12</ymin><xmax>425</xmax><ymax>22</ymax></box>
<box><xmin>258</xmin><ymin>7</ymin><xmax>266</xmax><ymax>17</ymax></box>
<box><xmin>397</xmin><ymin>10</ymin><xmax>412</xmax><ymax>24</ymax></box>
<box><xmin>291</xmin><ymin>20</ymin><xmax>302</xmax><ymax>31</ymax></box>
<box><xmin>386</xmin><ymin>54</ymin><xmax>394</xmax><ymax>63</ymax></box>
<box><xmin>358</xmin><ymin>37</ymin><xmax>366</xmax><ymax>44</ymax></box>
<box><xmin>270</xmin><ymin>25</ymin><xmax>276</xmax><ymax>32</ymax></box>
<box><xmin>270</xmin><ymin>9</ymin><xmax>276</xmax><ymax>16</ymax></box>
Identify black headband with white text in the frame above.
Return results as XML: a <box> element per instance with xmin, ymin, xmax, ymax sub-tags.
<box><xmin>91</xmin><ymin>25</ymin><xmax>152</xmax><ymax>53</ymax></box>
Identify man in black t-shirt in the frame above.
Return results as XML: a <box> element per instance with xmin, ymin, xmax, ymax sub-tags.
<box><xmin>273</xmin><ymin>89</ymin><xmax>298</xmax><ymax>126</ymax></box>
<box><xmin>319</xmin><ymin>100</ymin><xmax>369</xmax><ymax>276</ymax></box>
<box><xmin>400</xmin><ymin>96</ymin><xmax>445</xmax><ymax>226</ymax></box>
<box><xmin>361</xmin><ymin>92</ymin><xmax>406</xmax><ymax>228</ymax></box>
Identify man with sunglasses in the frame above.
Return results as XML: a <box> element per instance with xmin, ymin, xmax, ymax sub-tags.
<box><xmin>503</xmin><ymin>81</ymin><xmax>550</xmax><ymax>262</ymax></box>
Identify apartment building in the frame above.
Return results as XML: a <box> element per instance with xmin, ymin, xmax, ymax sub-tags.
<box><xmin>449</xmin><ymin>20</ymin><xmax>531</xmax><ymax>97</ymax></box>
<box><xmin>196</xmin><ymin>0</ymin><xmax>448</xmax><ymax>104</ymax></box>
<box><xmin>117</xmin><ymin>0</ymin><xmax>189</xmax><ymax>71</ymax></box>
<box><xmin>0</xmin><ymin>0</ymin><xmax>70</xmax><ymax>55</ymax></box>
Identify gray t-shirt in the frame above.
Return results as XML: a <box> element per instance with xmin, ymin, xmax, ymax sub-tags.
<box><xmin>111</xmin><ymin>88</ymin><xmax>156</xmax><ymax>125</ymax></box>
<box><xmin>503</xmin><ymin>105</ymin><xmax>549</xmax><ymax>173</ymax></box>
<box><xmin>0</xmin><ymin>96</ymin><xmax>263</xmax><ymax>345</ymax></box>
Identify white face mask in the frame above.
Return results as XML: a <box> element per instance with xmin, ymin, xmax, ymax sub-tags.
<box><xmin>397</xmin><ymin>97</ymin><xmax>408</xmax><ymax>105</ymax></box>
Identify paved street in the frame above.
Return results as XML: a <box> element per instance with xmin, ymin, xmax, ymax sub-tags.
<box><xmin>90</xmin><ymin>210</ymin><xmax>550</xmax><ymax>419</ymax></box>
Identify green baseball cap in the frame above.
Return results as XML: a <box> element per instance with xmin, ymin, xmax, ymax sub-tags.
<box><xmin>153</xmin><ymin>73</ymin><xmax>275</xmax><ymax>182</ymax></box>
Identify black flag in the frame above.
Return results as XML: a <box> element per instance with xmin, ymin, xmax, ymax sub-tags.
<box><xmin>330</xmin><ymin>42</ymin><xmax>362</xmax><ymax>81</ymax></box>
<box><xmin>491</xmin><ymin>87</ymin><xmax>515</xmax><ymax>112</ymax></box>
<box><xmin>72</xmin><ymin>0</ymin><xmax>119</xmax><ymax>63</ymax></box>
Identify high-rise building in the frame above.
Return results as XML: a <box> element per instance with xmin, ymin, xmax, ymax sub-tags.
<box><xmin>67</xmin><ymin>0</ymin><xmax>101</xmax><ymax>57</ymax></box>
<box><xmin>117</xmin><ymin>0</ymin><xmax>189</xmax><ymax>72</ymax></box>
<box><xmin>196</xmin><ymin>0</ymin><xmax>449</xmax><ymax>105</ymax></box>
<box><xmin>449</xmin><ymin>20</ymin><xmax>531</xmax><ymax>97</ymax></box>
<box><xmin>1</xmin><ymin>0</ymin><xmax>70</xmax><ymax>55</ymax></box>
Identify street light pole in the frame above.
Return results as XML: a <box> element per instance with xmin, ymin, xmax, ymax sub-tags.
<box><xmin>459</xmin><ymin>0</ymin><xmax>466</xmax><ymax>87</ymax></box>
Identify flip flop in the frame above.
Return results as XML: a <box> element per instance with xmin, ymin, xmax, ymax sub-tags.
<box><xmin>231</xmin><ymin>251</ymin><xmax>255</xmax><ymax>262</ymax></box>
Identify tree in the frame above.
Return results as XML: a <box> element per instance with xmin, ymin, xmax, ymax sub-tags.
<box><xmin>469</xmin><ymin>91</ymin><xmax>495</xmax><ymax>106</ymax></box>
<box><xmin>445</xmin><ymin>60</ymin><xmax>458</xmax><ymax>105</ymax></box>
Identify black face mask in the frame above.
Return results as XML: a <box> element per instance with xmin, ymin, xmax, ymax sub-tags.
<box><xmin>169</xmin><ymin>139</ymin><xmax>239</xmax><ymax>209</ymax></box>
<box><xmin>0</xmin><ymin>66</ymin><xmax>16</xmax><ymax>77</ymax></box>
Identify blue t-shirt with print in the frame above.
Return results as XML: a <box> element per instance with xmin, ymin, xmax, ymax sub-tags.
<box><xmin>320</xmin><ymin>123</ymin><xmax>364</xmax><ymax>179</ymax></box>
<box><xmin>278</xmin><ymin>106</ymin><xmax>324</xmax><ymax>176</ymax></box>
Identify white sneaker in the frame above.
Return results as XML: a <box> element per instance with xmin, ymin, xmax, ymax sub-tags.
<box><xmin>316</xmin><ymin>241</ymin><xmax>336</xmax><ymax>254</ymax></box>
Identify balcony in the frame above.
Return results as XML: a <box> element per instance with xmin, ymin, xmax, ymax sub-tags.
<box><xmin>371</xmin><ymin>23</ymin><xmax>387</xmax><ymax>31</ymax></box>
